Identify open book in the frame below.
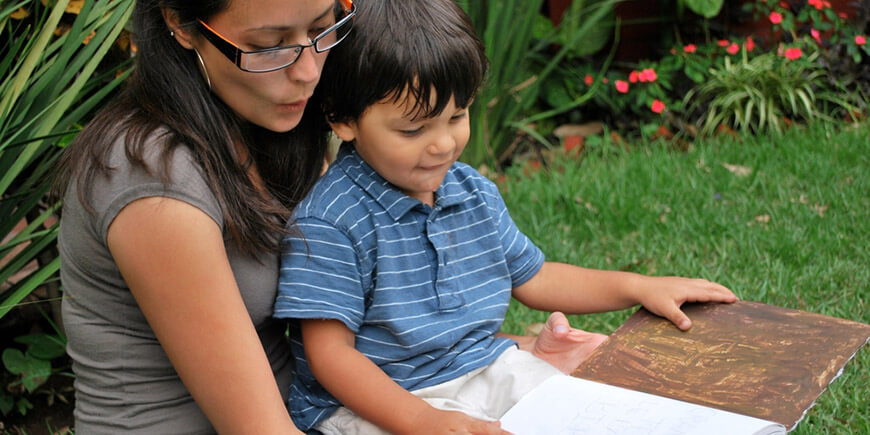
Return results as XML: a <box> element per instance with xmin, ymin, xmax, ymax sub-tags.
<box><xmin>502</xmin><ymin>301</ymin><xmax>870</xmax><ymax>434</ymax></box>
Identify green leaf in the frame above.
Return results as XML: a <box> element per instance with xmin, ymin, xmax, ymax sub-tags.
<box><xmin>0</xmin><ymin>256</ymin><xmax>61</xmax><ymax>319</ymax></box>
<box><xmin>15</xmin><ymin>397</ymin><xmax>33</xmax><ymax>416</ymax></box>
<box><xmin>0</xmin><ymin>390</ymin><xmax>13</xmax><ymax>415</ymax></box>
<box><xmin>2</xmin><ymin>348</ymin><xmax>51</xmax><ymax>393</ymax></box>
<box><xmin>15</xmin><ymin>334</ymin><xmax>66</xmax><ymax>360</ymax></box>
<box><xmin>685</xmin><ymin>0</ymin><xmax>724</xmax><ymax>18</ymax></box>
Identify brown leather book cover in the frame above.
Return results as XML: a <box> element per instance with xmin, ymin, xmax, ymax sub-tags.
<box><xmin>573</xmin><ymin>301</ymin><xmax>870</xmax><ymax>431</ymax></box>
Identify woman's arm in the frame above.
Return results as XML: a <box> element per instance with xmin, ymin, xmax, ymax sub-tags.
<box><xmin>301</xmin><ymin>319</ymin><xmax>506</xmax><ymax>434</ymax></box>
<box><xmin>513</xmin><ymin>262</ymin><xmax>736</xmax><ymax>331</ymax></box>
<box><xmin>108</xmin><ymin>197</ymin><xmax>300</xmax><ymax>434</ymax></box>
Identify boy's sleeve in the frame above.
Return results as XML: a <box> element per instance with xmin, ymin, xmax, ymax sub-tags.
<box><xmin>274</xmin><ymin>217</ymin><xmax>366</xmax><ymax>332</ymax></box>
<box><xmin>484</xmin><ymin>182</ymin><xmax>545</xmax><ymax>287</ymax></box>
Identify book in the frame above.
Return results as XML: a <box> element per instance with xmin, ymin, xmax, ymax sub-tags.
<box><xmin>501</xmin><ymin>301</ymin><xmax>870</xmax><ymax>434</ymax></box>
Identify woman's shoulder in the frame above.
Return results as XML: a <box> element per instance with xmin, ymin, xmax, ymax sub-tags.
<box><xmin>66</xmin><ymin>124</ymin><xmax>221</xmax><ymax>230</ymax></box>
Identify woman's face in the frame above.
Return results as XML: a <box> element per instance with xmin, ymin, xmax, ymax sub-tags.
<box><xmin>189</xmin><ymin>0</ymin><xmax>337</xmax><ymax>132</ymax></box>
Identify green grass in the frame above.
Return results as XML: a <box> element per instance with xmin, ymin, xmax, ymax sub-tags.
<box><xmin>498</xmin><ymin>121</ymin><xmax>869</xmax><ymax>434</ymax></box>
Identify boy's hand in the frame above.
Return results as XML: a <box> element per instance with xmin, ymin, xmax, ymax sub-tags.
<box><xmin>530</xmin><ymin>312</ymin><xmax>608</xmax><ymax>374</ymax></box>
<box><xmin>415</xmin><ymin>408</ymin><xmax>509</xmax><ymax>434</ymax></box>
<box><xmin>636</xmin><ymin>276</ymin><xmax>737</xmax><ymax>330</ymax></box>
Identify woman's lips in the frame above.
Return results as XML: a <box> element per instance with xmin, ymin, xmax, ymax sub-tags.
<box><xmin>278</xmin><ymin>99</ymin><xmax>307</xmax><ymax>112</ymax></box>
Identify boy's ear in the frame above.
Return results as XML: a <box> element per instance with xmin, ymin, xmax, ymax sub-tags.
<box><xmin>161</xmin><ymin>7</ymin><xmax>196</xmax><ymax>50</ymax></box>
<box><xmin>329</xmin><ymin>120</ymin><xmax>358</xmax><ymax>142</ymax></box>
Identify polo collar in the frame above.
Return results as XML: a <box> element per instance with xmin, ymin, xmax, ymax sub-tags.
<box><xmin>335</xmin><ymin>143</ymin><xmax>472</xmax><ymax>220</ymax></box>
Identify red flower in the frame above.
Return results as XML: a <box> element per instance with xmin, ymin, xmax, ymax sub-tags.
<box><xmin>615</xmin><ymin>80</ymin><xmax>629</xmax><ymax>93</ymax></box>
<box><xmin>629</xmin><ymin>71</ymin><xmax>639</xmax><ymax>83</ymax></box>
<box><xmin>811</xmin><ymin>29</ymin><xmax>821</xmax><ymax>43</ymax></box>
<box><xmin>808</xmin><ymin>0</ymin><xmax>824</xmax><ymax>10</ymax></box>
<box><xmin>838</xmin><ymin>12</ymin><xmax>848</xmax><ymax>19</ymax></box>
<box><xmin>641</xmin><ymin>68</ymin><xmax>657</xmax><ymax>82</ymax></box>
<box><xmin>651</xmin><ymin>99</ymin><xmax>665</xmax><ymax>114</ymax></box>
<box><xmin>856</xmin><ymin>35</ymin><xmax>867</xmax><ymax>46</ymax></box>
<box><xmin>584</xmin><ymin>74</ymin><xmax>594</xmax><ymax>86</ymax></box>
<box><xmin>726</xmin><ymin>43</ymin><xmax>740</xmax><ymax>55</ymax></box>
<box><xmin>683</xmin><ymin>44</ymin><xmax>697</xmax><ymax>53</ymax></box>
<box><xmin>717</xmin><ymin>39</ymin><xmax>730</xmax><ymax>47</ymax></box>
<box><xmin>784</xmin><ymin>47</ymin><xmax>802</xmax><ymax>60</ymax></box>
<box><xmin>769</xmin><ymin>11</ymin><xmax>783</xmax><ymax>24</ymax></box>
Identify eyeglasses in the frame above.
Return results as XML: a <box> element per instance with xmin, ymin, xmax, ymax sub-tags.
<box><xmin>196</xmin><ymin>0</ymin><xmax>355</xmax><ymax>73</ymax></box>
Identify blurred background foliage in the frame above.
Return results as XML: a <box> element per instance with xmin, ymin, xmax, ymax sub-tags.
<box><xmin>1</xmin><ymin>0</ymin><xmax>134</xmax><ymax>425</ymax></box>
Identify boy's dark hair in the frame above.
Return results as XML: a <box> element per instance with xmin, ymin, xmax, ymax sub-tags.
<box><xmin>320</xmin><ymin>0</ymin><xmax>488</xmax><ymax>123</ymax></box>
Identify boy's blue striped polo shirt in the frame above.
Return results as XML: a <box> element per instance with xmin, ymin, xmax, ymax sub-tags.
<box><xmin>274</xmin><ymin>144</ymin><xmax>544</xmax><ymax>430</ymax></box>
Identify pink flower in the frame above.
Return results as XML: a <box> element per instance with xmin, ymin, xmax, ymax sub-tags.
<box><xmin>745</xmin><ymin>36</ymin><xmax>756</xmax><ymax>52</ymax></box>
<box><xmin>717</xmin><ymin>39</ymin><xmax>730</xmax><ymax>47</ymax></box>
<box><xmin>651</xmin><ymin>99</ymin><xmax>665</xmax><ymax>114</ymax></box>
<box><xmin>727</xmin><ymin>43</ymin><xmax>740</xmax><ymax>55</ymax></box>
<box><xmin>769</xmin><ymin>11</ymin><xmax>783</xmax><ymax>24</ymax></box>
<box><xmin>584</xmin><ymin>74</ymin><xmax>594</xmax><ymax>86</ymax></box>
<box><xmin>839</xmin><ymin>12</ymin><xmax>848</xmax><ymax>19</ymax></box>
<box><xmin>784</xmin><ymin>47</ymin><xmax>802</xmax><ymax>60</ymax></box>
<box><xmin>856</xmin><ymin>35</ymin><xmax>867</xmax><ymax>46</ymax></box>
<box><xmin>683</xmin><ymin>44</ymin><xmax>697</xmax><ymax>53</ymax></box>
<box><xmin>641</xmin><ymin>68</ymin><xmax>657</xmax><ymax>82</ymax></box>
<box><xmin>808</xmin><ymin>0</ymin><xmax>824</xmax><ymax>10</ymax></box>
<box><xmin>629</xmin><ymin>71</ymin><xmax>639</xmax><ymax>83</ymax></box>
<box><xmin>811</xmin><ymin>29</ymin><xmax>821</xmax><ymax>43</ymax></box>
<box><xmin>615</xmin><ymin>80</ymin><xmax>629</xmax><ymax>93</ymax></box>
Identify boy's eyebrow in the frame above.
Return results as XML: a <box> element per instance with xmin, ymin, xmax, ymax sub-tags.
<box><xmin>246</xmin><ymin>4</ymin><xmax>334</xmax><ymax>32</ymax></box>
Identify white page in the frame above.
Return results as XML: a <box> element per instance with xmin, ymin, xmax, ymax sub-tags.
<box><xmin>500</xmin><ymin>375</ymin><xmax>785</xmax><ymax>435</ymax></box>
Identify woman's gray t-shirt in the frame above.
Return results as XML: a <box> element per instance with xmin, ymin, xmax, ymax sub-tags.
<box><xmin>59</xmin><ymin>132</ymin><xmax>293</xmax><ymax>434</ymax></box>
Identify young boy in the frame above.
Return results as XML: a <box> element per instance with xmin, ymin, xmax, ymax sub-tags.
<box><xmin>275</xmin><ymin>0</ymin><xmax>737</xmax><ymax>433</ymax></box>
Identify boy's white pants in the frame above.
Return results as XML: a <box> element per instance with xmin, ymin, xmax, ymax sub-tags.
<box><xmin>315</xmin><ymin>346</ymin><xmax>563</xmax><ymax>434</ymax></box>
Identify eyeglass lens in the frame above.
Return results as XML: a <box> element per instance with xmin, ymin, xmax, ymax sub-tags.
<box><xmin>241</xmin><ymin>6</ymin><xmax>353</xmax><ymax>72</ymax></box>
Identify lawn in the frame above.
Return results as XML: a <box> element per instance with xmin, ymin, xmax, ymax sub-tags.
<box><xmin>498</xmin><ymin>121</ymin><xmax>870</xmax><ymax>434</ymax></box>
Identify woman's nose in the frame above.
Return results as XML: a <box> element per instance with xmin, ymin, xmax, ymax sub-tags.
<box><xmin>285</xmin><ymin>43</ymin><xmax>321</xmax><ymax>84</ymax></box>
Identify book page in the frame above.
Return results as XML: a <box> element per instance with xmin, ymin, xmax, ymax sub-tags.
<box><xmin>500</xmin><ymin>375</ymin><xmax>785</xmax><ymax>435</ymax></box>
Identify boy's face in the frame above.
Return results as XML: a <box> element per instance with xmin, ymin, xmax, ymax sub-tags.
<box><xmin>331</xmin><ymin>92</ymin><xmax>470</xmax><ymax>206</ymax></box>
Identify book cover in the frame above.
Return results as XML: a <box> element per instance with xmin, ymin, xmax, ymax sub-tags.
<box><xmin>572</xmin><ymin>300</ymin><xmax>870</xmax><ymax>431</ymax></box>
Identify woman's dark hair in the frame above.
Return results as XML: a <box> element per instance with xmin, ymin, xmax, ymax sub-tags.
<box><xmin>320</xmin><ymin>0</ymin><xmax>488</xmax><ymax>123</ymax></box>
<box><xmin>54</xmin><ymin>0</ymin><xmax>330</xmax><ymax>255</ymax></box>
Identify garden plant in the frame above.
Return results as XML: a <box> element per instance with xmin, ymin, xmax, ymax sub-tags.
<box><xmin>0</xmin><ymin>0</ymin><xmax>134</xmax><ymax>426</ymax></box>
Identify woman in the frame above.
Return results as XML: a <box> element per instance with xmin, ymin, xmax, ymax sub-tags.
<box><xmin>55</xmin><ymin>0</ymin><xmax>586</xmax><ymax>432</ymax></box>
<box><xmin>55</xmin><ymin>0</ymin><xmax>353</xmax><ymax>432</ymax></box>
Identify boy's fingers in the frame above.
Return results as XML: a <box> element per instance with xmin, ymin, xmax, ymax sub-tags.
<box><xmin>662</xmin><ymin>305</ymin><xmax>692</xmax><ymax>330</ymax></box>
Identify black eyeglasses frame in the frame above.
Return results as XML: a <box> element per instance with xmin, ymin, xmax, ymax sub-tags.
<box><xmin>195</xmin><ymin>1</ymin><xmax>355</xmax><ymax>73</ymax></box>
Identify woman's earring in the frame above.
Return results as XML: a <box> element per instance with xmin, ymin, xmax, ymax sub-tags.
<box><xmin>193</xmin><ymin>48</ymin><xmax>212</xmax><ymax>90</ymax></box>
<box><xmin>170</xmin><ymin>30</ymin><xmax>175</xmax><ymax>37</ymax></box>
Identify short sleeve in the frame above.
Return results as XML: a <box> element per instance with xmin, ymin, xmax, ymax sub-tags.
<box><xmin>92</xmin><ymin>134</ymin><xmax>223</xmax><ymax>243</ymax></box>
<box><xmin>274</xmin><ymin>217</ymin><xmax>367</xmax><ymax>331</ymax></box>
<box><xmin>484</xmin><ymin>182</ymin><xmax>544</xmax><ymax>286</ymax></box>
